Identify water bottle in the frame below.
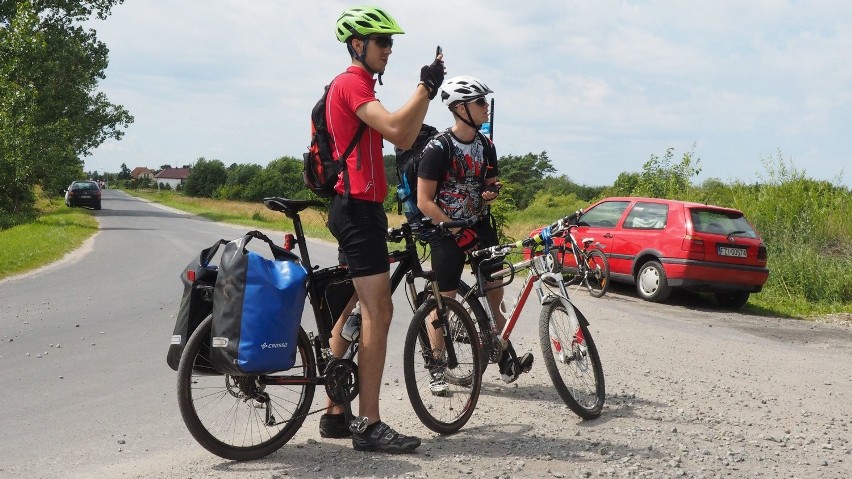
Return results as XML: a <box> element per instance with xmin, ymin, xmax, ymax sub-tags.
<box><xmin>340</xmin><ymin>304</ymin><xmax>361</xmax><ymax>342</ymax></box>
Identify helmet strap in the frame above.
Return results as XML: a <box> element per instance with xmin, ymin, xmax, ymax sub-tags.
<box><xmin>353</xmin><ymin>37</ymin><xmax>383</xmax><ymax>85</ymax></box>
<box><xmin>451</xmin><ymin>103</ymin><xmax>480</xmax><ymax>129</ymax></box>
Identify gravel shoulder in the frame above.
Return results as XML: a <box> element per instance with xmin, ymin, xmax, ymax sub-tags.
<box><xmin>69</xmin><ymin>289</ymin><xmax>852</xmax><ymax>479</ymax></box>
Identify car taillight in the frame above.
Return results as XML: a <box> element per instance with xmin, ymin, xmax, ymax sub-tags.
<box><xmin>682</xmin><ymin>234</ymin><xmax>704</xmax><ymax>253</ymax></box>
<box><xmin>757</xmin><ymin>244</ymin><xmax>768</xmax><ymax>261</ymax></box>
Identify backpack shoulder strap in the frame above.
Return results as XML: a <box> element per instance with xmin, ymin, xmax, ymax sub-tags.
<box><xmin>329</xmin><ymin>71</ymin><xmax>367</xmax><ymax>203</ymax></box>
<box><xmin>476</xmin><ymin>131</ymin><xmax>495</xmax><ymax>181</ymax></box>
<box><xmin>434</xmin><ymin>130</ymin><xmax>454</xmax><ymax>170</ymax></box>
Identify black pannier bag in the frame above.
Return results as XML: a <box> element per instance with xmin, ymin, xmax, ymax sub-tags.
<box><xmin>167</xmin><ymin>239</ymin><xmax>228</xmax><ymax>372</ymax></box>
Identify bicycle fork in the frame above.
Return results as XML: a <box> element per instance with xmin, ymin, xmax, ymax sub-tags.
<box><xmin>416</xmin><ymin>279</ymin><xmax>461</xmax><ymax>370</ymax></box>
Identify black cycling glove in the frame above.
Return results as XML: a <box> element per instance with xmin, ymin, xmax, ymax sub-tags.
<box><xmin>420</xmin><ymin>58</ymin><xmax>445</xmax><ymax>100</ymax></box>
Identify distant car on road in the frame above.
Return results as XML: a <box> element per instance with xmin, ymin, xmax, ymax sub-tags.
<box><xmin>65</xmin><ymin>180</ymin><xmax>102</xmax><ymax>210</ymax></box>
<box><xmin>554</xmin><ymin>197</ymin><xmax>769</xmax><ymax>308</ymax></box>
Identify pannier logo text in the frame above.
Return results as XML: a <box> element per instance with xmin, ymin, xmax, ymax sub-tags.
<box><xmin>261</xmin><ymin>342</ymin><xmax>288</xmax><ymax>349</ymax></box>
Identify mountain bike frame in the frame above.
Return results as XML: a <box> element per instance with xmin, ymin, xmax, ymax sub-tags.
<box><xmin>261</xmin><ymin>198</ymin><xmax>471</xmax><ymax>389</ymax></box>
<box><xmin>465</xmin><ymin>219</ymin><xmax>590</xmax><ymax>363</ymax></box>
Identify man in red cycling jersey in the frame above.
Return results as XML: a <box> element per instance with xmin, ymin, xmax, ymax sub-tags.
<box><xmin>319</xmin><ymin>5</ymin><xmax>445</xmax><ymax>454</ymax></box>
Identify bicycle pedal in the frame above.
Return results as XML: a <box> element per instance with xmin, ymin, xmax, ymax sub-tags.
<box><xmin>518</xmin><ymin>353</ymin><xmax>534</xmax><ymax>373</ymax></box>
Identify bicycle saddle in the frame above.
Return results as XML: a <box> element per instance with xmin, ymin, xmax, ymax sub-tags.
<box><xmin>263</xmin><ymin>197</ymin><xmax>324</xmax><ymax>214</ymax></box>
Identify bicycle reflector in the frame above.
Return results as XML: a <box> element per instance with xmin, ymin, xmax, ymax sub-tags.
<box><xmin>283</xmin><ymin>234</ymin><xmax>295</xmax><ymax>251</ymax></box>
<box><xmin>187</xmin><ymin>270</ymin><xmax>196</xmax><ymax>282</ymax></box>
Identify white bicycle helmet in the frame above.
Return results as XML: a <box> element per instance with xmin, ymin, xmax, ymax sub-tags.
<box><xmin>440</xmin><ymin>76</ymin><xmax>493</xmax><ymax>107</ymax></box>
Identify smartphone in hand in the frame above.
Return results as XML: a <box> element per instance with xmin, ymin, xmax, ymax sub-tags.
<box><xmin>485</xmin><ymin>183</ymin><xmax>502</xmax><ymax>194</ymax></box>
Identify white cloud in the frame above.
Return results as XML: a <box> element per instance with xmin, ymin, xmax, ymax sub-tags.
<box><xmin>84</xmin><ymin>0</ymin><xmax>852</xmax><ymax>188</ymax></box>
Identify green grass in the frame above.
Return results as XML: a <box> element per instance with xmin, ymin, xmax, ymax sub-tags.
<box><xmin>0</xmin><ymin>199</ymin><xmax>99</xmax><ymax>280</ymax></box>
<box><xmin>129</xmin><ymin>189</ymin><xmax>339</xmax><ymax>241</ymax></box>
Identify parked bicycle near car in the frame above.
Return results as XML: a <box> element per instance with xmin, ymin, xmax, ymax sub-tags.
<box><xmin>531</xmin><ymin>210</ymin><xmax>610</xmax><ymax>298</ymax></box>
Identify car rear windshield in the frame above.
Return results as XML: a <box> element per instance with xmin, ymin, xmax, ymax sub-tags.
<box><xmin>73</xmin><ymin>183</ymin><xmax>98</xmax><ymax>190</ymax></box>
<box><xmin>580</xmin><ymin>201</ymin><xmax>630</xmax><ymax>227</ymax></box>
<box><xmin>690</xmin><ymin>209</ymin><xmax>758</xmax><ymax>238</ymax></box>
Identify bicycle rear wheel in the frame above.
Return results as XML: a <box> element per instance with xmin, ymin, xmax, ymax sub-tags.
<box><xmin>583</xmin><ymin>248</ymin><xmax>610</xmax><ymax>298</ymax></box>
<box><xmin>176</xmin><ymin>316</ymin><xmax>316</xmax><ymax>461</ymax></box>
<box><xmin>403</xmin><ymin>297</ymin><xmax>482</xmax><ymax>434</ymax></box>
<box><xmin>538</xmin><ymin>301</ymin><xmax>605</xmax><ymax>419</ymax></box>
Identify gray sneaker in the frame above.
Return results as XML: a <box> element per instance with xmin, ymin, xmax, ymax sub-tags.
<box><xmin>429</xmin><ymin>369</ymin><xmax>449</xmax><ymax>396</ymax></box>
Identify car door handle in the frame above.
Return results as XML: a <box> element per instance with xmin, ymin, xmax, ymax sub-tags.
<box><xmin>603</xmin><ymin>233</ymin><xmax>613</xmax><ymax>238</ymax></box>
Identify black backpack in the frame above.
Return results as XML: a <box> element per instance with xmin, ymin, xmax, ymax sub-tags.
<box><xmin>303</xmin><ymin>73</ymin><xmax>367</xmax><ymax>198</ymax></box>
<box><xmin>395</xmin><ymin>126</ymin><xmax>494</xmax><ymax>221</ymax></box>
<box><xmin>394</xmin><ymin>124</ymin><xmax>442</xmax><ymax>221</ymax></box>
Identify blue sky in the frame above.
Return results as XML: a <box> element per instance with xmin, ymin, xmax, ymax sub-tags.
<box><xmin>84</xmin><ymin>1</ymin><xmax>851</xmax><ymax>188</ymax></box>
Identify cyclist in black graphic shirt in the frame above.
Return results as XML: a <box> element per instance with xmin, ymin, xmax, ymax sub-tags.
<box><xmin>417</xmin><ymin>76</ymin><xmax>533</xmax><ymax>393</ymax></box>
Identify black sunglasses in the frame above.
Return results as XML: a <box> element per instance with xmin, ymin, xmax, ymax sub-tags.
<box><xmin>368</xmin><ymin>36</ymin><xmax>394</xmax><ymax>48</ymax></box>
<box><xmin>468</xmin><ymin>97</ymin><xmax>488</xmax><ymax>107</ymax></box>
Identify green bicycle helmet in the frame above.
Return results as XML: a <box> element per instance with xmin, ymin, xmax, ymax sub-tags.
<box><xmin>335</xmin><ymin>6</ymin><xmax>405</xmax><ymax>43</ymax></box>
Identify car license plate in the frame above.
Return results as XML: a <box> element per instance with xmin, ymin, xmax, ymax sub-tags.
<box><xmin>717</xmin><ymin>246</ymin><xmax>747</xmax><ymax>257</ymax></box>
<box><xmin>80</xmin><ymin>195</ymin><xmax>91</xmax><ymax>199</ymax></box>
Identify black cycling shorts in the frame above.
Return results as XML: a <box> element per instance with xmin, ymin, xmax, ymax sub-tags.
<box><xmin>328</xmin><ymin>196</ymin><xmax>390</xmax><ymax>278</ymax></box>
<box><xmin>430</xmin><ymin>217</ymin><xmax>498</xmax><ymax>292</ymax></box>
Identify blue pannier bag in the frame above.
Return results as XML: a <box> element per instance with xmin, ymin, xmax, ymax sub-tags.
<box><xmin>211</xmin><ymin>230</ymin><xmax>308</xmax><ymax>375</ymax></box>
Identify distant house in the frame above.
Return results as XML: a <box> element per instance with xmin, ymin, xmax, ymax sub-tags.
<box><xmin>130</xmin><ymin>167</ymin><xmax>154</xmax><ymax>180</ymax></box>
<box><xmin>154</xmin><ymin>167</ymin><xmax>191</xmax><ymax>189</ymax></box>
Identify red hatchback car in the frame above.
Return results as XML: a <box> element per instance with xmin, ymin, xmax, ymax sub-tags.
<box><xmin>554</xmin><ymin>197</ymin><xmax>769</xmax><ymax>308</ymax></box>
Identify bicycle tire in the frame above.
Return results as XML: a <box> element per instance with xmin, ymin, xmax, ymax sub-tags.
<box><xmin>177</xmin><ymin>316</ymin><xmax>316</xmax><ymax>461</ymax></box>
<box><xmin>456</xmin><ymin>280</ymin><xmax>494</xmax><ymax>370</ymax></box>
<box><xmin>583</xmin><ymin>248</ymin><xmax>610</xmax><ymax>298</ymax></box>
<box><xmin>403</xmin><ymin>297</ymin><xmax>482</xmax><ymax>434</ymax></box>
<box><xmin>538</xmin><ymin>301</ymin><xmax>605</xmax><ymax>419</ymax></box>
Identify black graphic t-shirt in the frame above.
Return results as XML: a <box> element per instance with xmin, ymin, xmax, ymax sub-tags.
<box><xmin>418</xmin><ymin>130</ymin><xmax>498</xmax><ymax>220</ymax></box>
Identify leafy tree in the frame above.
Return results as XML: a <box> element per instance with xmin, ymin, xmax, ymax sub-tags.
<box><xmin>498</xmin><ymin>151</ymin><xmax>555</xmax><ymax>210</ymax></box>
<box><xmin>0</xmin><ymin>0</ymin><xmax>133</xmax><ymax>227</ymax></box>
<box><xmin>603</xmin><ymin>171</ymin><xmax>640</xmax><ymax>197</ymax></box>
<box><xmin>183</xmin><ymin>157</ymin><xmax>226</xmax><ymax>198</ymax></box>
<box><xmin>218</xmin><ymin>163</ymin><xmax>263</xmax><ymax>200</ymax></box>
<box><xmin>633</xmin><ymin>147</ymin><xmax>702</xmax><ymax>199</ymax></box>
<box><xmin>242</xmin><ymin>157</ymin><xmax>305</xmax><ymax>201</ymax></box>
<box><xmin>541</xmin><ymin>175</ymin><xmax>606</xmax><ymax>202</ymax></box>
<box><xmin>118</xmin><ymin>162</ymin><xmax>131</xmax><ymax>180</ymax></box>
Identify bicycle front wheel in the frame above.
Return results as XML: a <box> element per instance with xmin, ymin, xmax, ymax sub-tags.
<box><xmin>176</xmin><ymin>316</ymin><xmax>316</xmax><ymax>461</ymax></box>
<box><xmin>403</xmin><ymin>296</ymin><xmax>482</xmax><ymax>434</ymax></box>
<box><xmin>539</xmin><ymin>301</ymin><xmax>605</xmax><ymax>419</ymax></box>
<box><xmin>456</xmin><ymin>280</ymin><xmax>494</xmax><ymax>371</ymax></box>
<box><xmin>583</xmin><ymin>248</ymin><xmax>610</xmax><ymax>298</ymax></box>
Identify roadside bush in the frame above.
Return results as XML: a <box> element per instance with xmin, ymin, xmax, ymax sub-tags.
<box><xmin>728</xmin><ymin>153</ymin><xmax>852</xmax><ymax>310</ymax></box>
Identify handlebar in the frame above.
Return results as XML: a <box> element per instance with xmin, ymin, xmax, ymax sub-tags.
<box><xmin>386</xmin><ymin>215</ymin><xmax>480</xmax><ymax>243</ymax></box>
<box><xmin>469</xmin><ymin>209</ymin><xmax>584</xmax><ymax>259</ymax></box>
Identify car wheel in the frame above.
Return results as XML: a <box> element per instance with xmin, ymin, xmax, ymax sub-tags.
<box><xmin>715</xmin><ymin>291</ymin><xmax>749</xmax><ymax>309</ymax></box>
<box><xmin>636</xmin><ymin>261</ymin><xmax>671</xmax><ymax>302</ymax></box>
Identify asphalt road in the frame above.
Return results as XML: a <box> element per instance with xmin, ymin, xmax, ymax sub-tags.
<box><xmin>1</xmin><ymin>190</ymin><xmax>850</xmax><ymax>479</ymax></box>
<box><xmin>0</xmin><ymin>190</ymin><xmax>343</xmax><ymax>477</ymax></box>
